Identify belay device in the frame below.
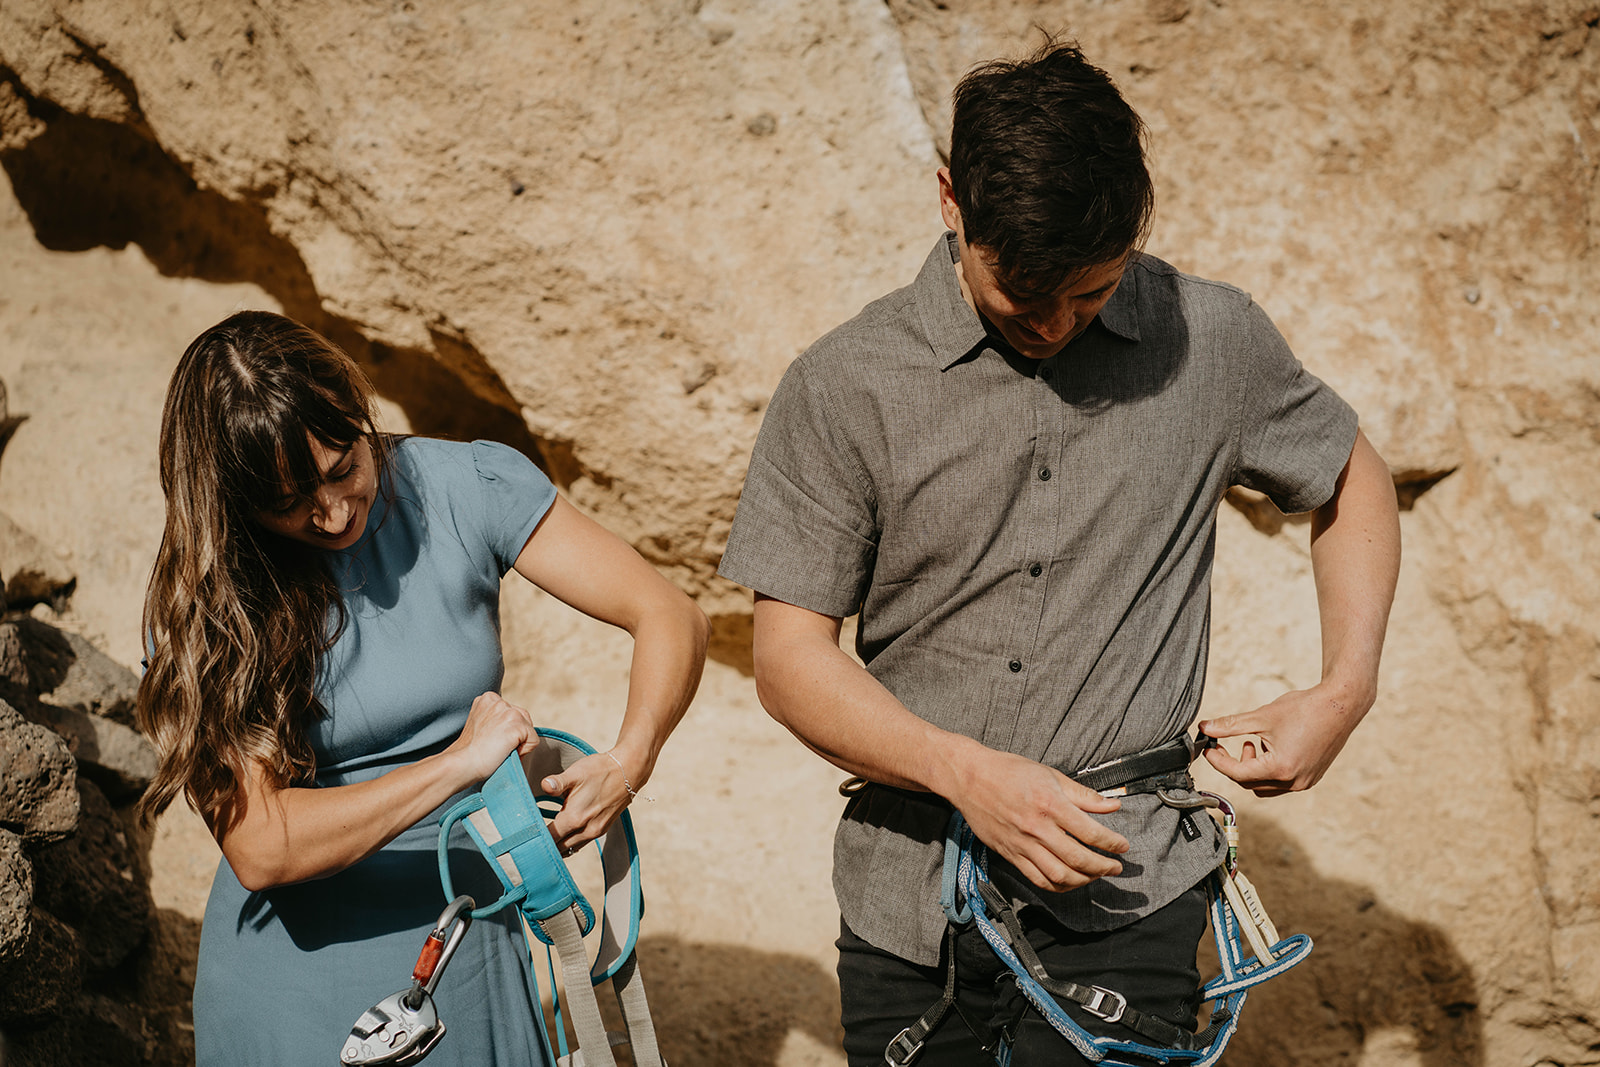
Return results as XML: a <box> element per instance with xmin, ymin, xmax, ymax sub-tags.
<box><xmin>343</xmin><ymin>728</ymin><xmax>664</xmax><ymax>1067</ymax></box>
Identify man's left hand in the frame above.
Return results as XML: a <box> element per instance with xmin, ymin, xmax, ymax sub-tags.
<box><xmin>1198</xmin><ymin>681</ymin><xmax>1371</xmax><ymax>797</ymax></box>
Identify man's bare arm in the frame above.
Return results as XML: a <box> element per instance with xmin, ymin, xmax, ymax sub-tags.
<box><xmin>752</xmin><ymin>594</ymin><xmax>1129</xmax><ymax>890</ymax></box>
<box><xmin>1200</xmin><ymin>428</ymin><xmax>1402</xmax><ymax>795</ymax></box>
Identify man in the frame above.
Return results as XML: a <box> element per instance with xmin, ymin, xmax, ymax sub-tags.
<box><xmin>717</xmin><ymin>41</ymin><xmax>1400</xmax><ymax>1065</ymax></box>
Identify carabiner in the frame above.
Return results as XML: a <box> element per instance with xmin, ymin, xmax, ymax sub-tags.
<box><xmin>339</xmin><ymin>895</ymin><xmax>475</xmax><ymax>1066</ymax></box>
<box><xmin>405</xmin><ymin>894</ymin><xmax>475</xmax><ymax>1009</ymax></box>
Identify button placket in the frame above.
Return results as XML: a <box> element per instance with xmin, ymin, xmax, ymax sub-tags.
<box><xmin>985</xmin><ymin>365</ymin><xmax>1064</xmax><ymax>752</ymax></box>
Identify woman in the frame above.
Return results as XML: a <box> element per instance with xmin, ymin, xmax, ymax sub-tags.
<box><xmin>136</xmin><ymin>310</ymin><xmax>709</xmax><ymax>1065</ymax></box>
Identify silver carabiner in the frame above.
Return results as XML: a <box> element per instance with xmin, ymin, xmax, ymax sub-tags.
<box><xmin>339</xmin><ymin>896</ymin><xmax>475</xmax><ymax>1066</ymax></box>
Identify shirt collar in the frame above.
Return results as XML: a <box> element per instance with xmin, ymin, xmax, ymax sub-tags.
<box><xmin>916</xmin><ymin>233</ymin><xmax>1144</xmax><ymax>369</ymax></box>
<box><xmin>1096</xmin><ymin>256</ymin><xmax>1142</xmax><ymax>343</ymax></box>
<box><xmin>915</xmin><ymin>232</ymin><xmax>989</xmax><ymax>371</ymax></box>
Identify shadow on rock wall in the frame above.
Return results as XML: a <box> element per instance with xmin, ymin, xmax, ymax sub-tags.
<box><xmin>1212</xmin><ymin>817</ymin><xmax>1482</xmax><ymax>1066</ymax></box>
<box><xmin>0</xmin><ymin>92</ymin><xmax>572</xmax><ymax>485</ymax></box>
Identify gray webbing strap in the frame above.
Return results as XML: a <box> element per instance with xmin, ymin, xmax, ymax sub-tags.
<box><xmin>609</xmin><ymin>953</ymin><xmax>664</xmax><ymax>1067</ymax></box>
<box><xmin>543</xmin><ymin>907</ymin><xmax>616</xmax><ymax>1067</ymax></box>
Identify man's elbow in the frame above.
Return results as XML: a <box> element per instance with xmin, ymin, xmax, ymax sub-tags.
<box><xmin>751</xmin><ymin>651</ymin><xmax>787</xmax><ymax>725</ymax></box>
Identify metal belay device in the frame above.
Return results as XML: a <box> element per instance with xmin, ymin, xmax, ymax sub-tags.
<box><xmin>340</xmin><ymin>727</ymin><xmax>663</xmax><ymax>1067</ymax></box>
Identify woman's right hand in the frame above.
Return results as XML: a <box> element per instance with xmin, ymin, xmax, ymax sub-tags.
<box><xmin>446</xmin><ymin>691</ymin><xmax>539</xmax><ymax>785</ymax></box>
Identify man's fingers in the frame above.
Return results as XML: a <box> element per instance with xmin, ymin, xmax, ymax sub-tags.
<box><xmin>1060</xmin><ymin>776</ymin><xmax>1123</xmax><ymax>815</ymax></box>
<box><xmin>1032</xmin><ymin>836</ymin><xmax>1122</xmax><ymax>890</ymax></box>
<box><xmin>1056</xmin><ymin>808</ymin><xmax>1128</xmax><ymax>856</ymax></box>
<box><xmin>1197</xmin><ymin>711</ymin><xmax>1264</xmax><ymax>739</ymax></box>
<box><xmin>1203</xmin><ymin>746</ymin><xmax>1292</xmax><ymax>791</ymax></box>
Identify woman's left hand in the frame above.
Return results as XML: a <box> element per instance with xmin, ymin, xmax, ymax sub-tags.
<box><xmin>540</xmin><ymin>748</ymin><xmax>647</xmax><ymax>856</ymax></box>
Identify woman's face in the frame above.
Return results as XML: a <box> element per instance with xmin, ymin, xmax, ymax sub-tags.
<box><xmin>254</xmin><ymin>435</ymin><xmax>378</xmax><ymax>551</ymax></box>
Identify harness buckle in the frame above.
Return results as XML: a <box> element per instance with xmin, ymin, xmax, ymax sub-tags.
<box><xmin>1081</xmin><ymin>985</ymin><xmax>1127</xmax><ymax>1024</ymax></box>
<box><xmin>884</xmin><ymin>1025</ymin><xmax>925</xmax><ymax>1065</ymax></box>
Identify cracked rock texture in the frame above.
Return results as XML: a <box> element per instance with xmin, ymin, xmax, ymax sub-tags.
<box><xmin>1</xmin><ymin>1</ymin><xmax>1596</xmax><ymax>1064</ymax></box>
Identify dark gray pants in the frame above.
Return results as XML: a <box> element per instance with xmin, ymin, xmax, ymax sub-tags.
<box><xmin>837</xmin><ymin>882</ymin><xmax>1208</xmax><ymax>1066</ymax></box>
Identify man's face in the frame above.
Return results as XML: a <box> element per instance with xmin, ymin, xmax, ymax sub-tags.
<box><xmin>938</xmin><ymin>168</ymin><xmax>1128</xmax><ymax>361</ymax></box>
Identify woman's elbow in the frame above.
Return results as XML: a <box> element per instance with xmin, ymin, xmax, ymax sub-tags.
<box><xmin>226</xmin><ymin>853</ymin><xmax>287</xmax><ymax>893</ymax></box>
<box><xmin>219</xmin><ymin>837</ymin><xmax>305</xmax><ymax>892</ymax></box>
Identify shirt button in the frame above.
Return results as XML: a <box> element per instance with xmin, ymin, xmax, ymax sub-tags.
<box><xmin>1008</xmin><ymin>660</ymin><xmax>1022</xmax><ymax>673</ymax></box>
<box><xmin>1040</xmin><ymin>366</ymin><xmax>1054</xmax><ymax>381</ymax></box>
<box><xmin>1029</xmin><ymin>563</ymin><xmax>1043</xmax><ymax>578</ymax></box>
<box><xmin>1039</xmin><ymin>467</ymin><xmax>1052</xmax><ymax>481</ymax></box>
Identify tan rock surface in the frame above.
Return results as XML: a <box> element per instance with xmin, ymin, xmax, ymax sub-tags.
<box><xmin>2</xmin><ymin>1</ymin><xmax>1597</xmax><ymax>1064</ymax></box>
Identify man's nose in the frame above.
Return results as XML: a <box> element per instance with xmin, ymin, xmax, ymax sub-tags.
<box><xmin>1024</xmin><ymin>306</ymin><xmax>1074</xmax><ymax>341</ymax></box>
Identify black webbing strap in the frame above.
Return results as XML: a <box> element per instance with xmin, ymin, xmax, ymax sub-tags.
<box><xmin>974</xmin><ymin>881</ymin><xmax>1203</xmax><ymax>1053</ymax></box>
<box><xmin>1071</xmin><ymin>734</ymin><xmax>1212</xmax><ymax>793</ymax></box>
<box><xmin>884</xmin><ymin>925</ymin><xmax>997</xmax><ymax>1066</ymax></box>
<box><xmin>883</xmin><ymin>732</ymin><xmax>1220</xmax><ymax>1064</ymax></box>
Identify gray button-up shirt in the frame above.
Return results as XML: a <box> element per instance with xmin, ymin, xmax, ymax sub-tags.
<box><xmin>718</xmin><ymin>233</ymin><xmax>1358</xmax><ymax>965</ymax></box>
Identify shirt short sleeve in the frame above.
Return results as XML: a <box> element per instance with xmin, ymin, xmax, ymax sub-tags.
<box><xmin>470</xmin><ymin>439</ymin><xmax>558</xmax><ymax>574</ymax></box>
<box><xmin>1233</xmin><ymin>301</ymin><xmax>1359</xmax><ymax>514</ymax></box>
<box><xmin>718</xmin><ymin>358</ymin><xmax>879</xmax><ymax>618</ymax></box>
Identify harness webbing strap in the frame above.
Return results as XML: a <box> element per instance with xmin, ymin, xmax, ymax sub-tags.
<box><xmin>975</xmin><ymin>881</ymin><xmax>1198</xmax><ymax>1052</ymax></box>
<box><xmin>609</xmin><ymin>954</ymin><xmax>664</xmax><ymax>1067</ymax></box>
<box><xmin>885</xmin><ymin>926</ymin><xmax>959</xmax><ymax>1066</ymax></box>
<box><xmin>439</xmin><ymin>731</ymin><xmax>664</xmax><ymax>1067</ymax></box>
<box><xmin>1070</xmin><ymin>736</ymin><xmax>1204</xmax><ymax>793</ymax></box>
<box><xmin>546</xmin><ymin>907</ymin><xmax>616</xmax><ymax>1067</ymax></box>
<box><xmin>886</xmin><ymin>734</ymin><xmax>1312</xmax><ymax>1067</ymax></box>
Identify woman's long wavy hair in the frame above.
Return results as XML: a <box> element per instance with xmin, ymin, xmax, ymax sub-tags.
<box><xmin>136</xmin><ymin>310</ymin><xmax>389</xmax><ymax>828</ymax></box>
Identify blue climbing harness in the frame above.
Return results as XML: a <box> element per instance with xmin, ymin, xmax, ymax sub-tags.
<box><xmin>340</xmin><ymin>728</ymin><xmax>664</xmax><ymax>1067</ymax></box>
<box><xmin>438</xmin><ymin>728</ymin><xmax>663</xmax><ymax>1067</ymax></box>
<box><xmin>887</xmin><ymin>737</ymin><xmax>1313</xmax><ymax>1066</ymax></box>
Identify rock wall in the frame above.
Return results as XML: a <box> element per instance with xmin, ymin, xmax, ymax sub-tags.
<box><xmin>0</xmin><ymin>407</ymin><xmax>179</xmax><ymax>1067</ymax></box>
<box><xmin>0</xmin><ymin>1</ymin><xmax>1596</xmax><ymax>1064</ymax></box>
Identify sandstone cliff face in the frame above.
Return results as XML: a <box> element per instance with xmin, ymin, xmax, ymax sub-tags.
<box><xmin>0</xmin><ymin>1</ymin><xmax>1595</xmax><ymax>1064</ymax></box>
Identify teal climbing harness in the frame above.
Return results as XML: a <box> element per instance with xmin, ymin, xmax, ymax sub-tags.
<box><xmin>887</xmin><ymin>734</ymin><xmax>1314</xmax><ymax>1066</ymax></box>
<box><xmin>342</xmin><ymin>728</ymin><xmax>664</xmax><ymax>1067</ymax></box>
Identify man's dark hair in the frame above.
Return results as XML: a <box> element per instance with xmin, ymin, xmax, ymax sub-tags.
<box><xmin>948</xmin><ymin>39</ymin><xmax>1153</xmax><ymax>296</ymax></box>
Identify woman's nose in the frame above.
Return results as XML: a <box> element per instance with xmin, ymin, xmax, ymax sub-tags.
<box><xmin>310</xmin><ymin>490</ymin><xmax>350</xmax><ymax>532</ymax></box>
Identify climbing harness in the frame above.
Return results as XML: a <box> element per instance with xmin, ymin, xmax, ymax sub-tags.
<box><xmin>885</xmin><ymin>734</ymin><xmax>1314</xmax><ymax>1067</ymax></box>
<box><xmin>343</xmin><ymin>728</ymin><xmax>664</xmax><ymax>1067</ymax></box>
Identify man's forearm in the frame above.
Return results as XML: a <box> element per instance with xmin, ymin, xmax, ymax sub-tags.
<box><xmin>751</xmin><ymin>595</ymin><xmax>976</xmax><ymax>794</ymax></box>
<box><xmin>1309</xmin><ymin>428</ymin><xmax>1402</xmax><ymax>711</ymax></box>
<box><xmin>751</xmin><ymin>594</ymin><xmax>1129</xmax><ymax>890</ymax></box>
<box><xmin>1201</xmin><ymin>429</ymin><xmax>1401</xmax><ymax>795</ymax></box>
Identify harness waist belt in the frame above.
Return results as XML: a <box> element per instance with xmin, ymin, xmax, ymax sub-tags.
<box><xmin>1070</xmin><ymin>734</ymin><xmax>1211</xmax><ymax>794</ymax></box>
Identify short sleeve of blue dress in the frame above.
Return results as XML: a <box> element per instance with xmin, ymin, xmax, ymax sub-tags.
<box><xmin>192</xmin><ymin>438</ymin><xmax>558</xmax><ymax>1067</ymax></box>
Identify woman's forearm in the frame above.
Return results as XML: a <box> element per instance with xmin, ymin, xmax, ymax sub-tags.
<box><xmin>216</xmin><ymin>691</ymin><xmax>538</xmax><ymax>890</ymax></box>
<box><xmin>608</xmin><ymin>591</ymin><xmax>710</xmax><ymax>785</ymax></box>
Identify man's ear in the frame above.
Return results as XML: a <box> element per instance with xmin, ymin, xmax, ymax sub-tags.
<box><xmin>937</xmin><ymin>167</ymin><xmax>962</xmax><ymax>233</ymax></box>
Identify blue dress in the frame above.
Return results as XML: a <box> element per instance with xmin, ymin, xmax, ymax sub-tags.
<box><xmin>193</xmin><ymin>438</ymin><xmax>558</xmax><ymax>1066</ymax></box>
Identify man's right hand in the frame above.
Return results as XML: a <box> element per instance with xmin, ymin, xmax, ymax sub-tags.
<box><xmin>944</xmin><ymin>742</ymin><xmax>1128</xmax><ymax>892</ymax></box>
<box><xmin>753</xmin><ymin>594</ymin><xmax>1128</xmax><ymax>893</ymax></box>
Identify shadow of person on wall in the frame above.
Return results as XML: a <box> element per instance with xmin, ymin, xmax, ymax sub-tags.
<box><xmin>1204</xmin><ymin>816</ymin><xmax>1483</xmax><ymax>1067</ymax></box>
